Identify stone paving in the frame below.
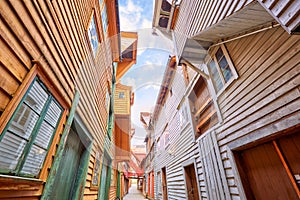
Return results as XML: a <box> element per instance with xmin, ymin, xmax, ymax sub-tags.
<box><xmin>123</xmin><ymin>184</ymin><xmax>147</xmax><ymax>200</ymax></box>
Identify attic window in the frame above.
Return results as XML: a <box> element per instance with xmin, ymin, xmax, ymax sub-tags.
<box><xmin>119</xmin><ymin>92</ymin><xmax>125</xmax><ymax>99</ymax></box>
<box><xmin>161</xmin><ymin>0</ymin><xmax>172</xmax><ymax>12</ymax></box>
<box><xmin>159</xmin><ymin>16</ymin><xmax>169</xmax><ymax>28</ymax></box>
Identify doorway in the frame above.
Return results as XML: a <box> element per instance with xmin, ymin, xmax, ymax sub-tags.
<box><xmin>162</xmin><ymin>167</ymin><xmax>168</xmax><ymax>200</ymax></box>
<box><xmin>184</xmin><ymin>163</ymin><xmax>200</xmax><ymax>200</ymax></box>
<box><xmin>236</xmin><ymin>130</ymin><xmax>300</xmax><ymax>199</ymax></box>
<box><xmin>50</xmin><ymin>128</ymin><xmax>84</xmax><ymax>199</ymax></box>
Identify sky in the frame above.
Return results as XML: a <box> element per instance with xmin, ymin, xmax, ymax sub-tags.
<box><xmin>118</xmin><ymin>0</ymin><xmax>174</xmax><ymax>146</ymax></box>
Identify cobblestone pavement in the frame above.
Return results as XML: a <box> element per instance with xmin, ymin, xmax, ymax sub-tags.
<box><xmin>123</xmin><ymin>184</ymin><xmax>147</xmax><ymax>200</ymax></box>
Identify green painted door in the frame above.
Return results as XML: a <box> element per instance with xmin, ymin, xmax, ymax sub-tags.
<box><xmin>99</xmin><ymin>162</ymin><xmax>108</xmax><ymax>200</ymax></box>
<box><xmin>50</xmin><ymin>129</ymin><xmax>84</xmax><ymax>199</ymax></box>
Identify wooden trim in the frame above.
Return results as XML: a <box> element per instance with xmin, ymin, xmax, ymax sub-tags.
<box><xmin>0</xmin><ymin>64</ymin><xmax>37</xmax><ymax>135</ymax></box>
<box><xmin>86</xmin><ymin>9</ymin><xmax>95</xmax><ymax>31</ymax></box>
<box><xmin>39</xmin><ymin>110</ymin><xmax>68</xmax><ymax>181</ymax></box>
<box><xmin>36</xmin><ymin>65</ymin><xmax>69</xmax><ymax>110</ymax></box>
<box><xmin>226</xmin><ymin>146</ymin><xmax>248</xmax><ymax>200</ymax></box>
<box><xmin>181</xmin><ymin>159</ymin><xmax>201</xmax><ymax>200</ymax></box>
<box><xmin>41</xmin><ymin>91</ymin><xmax>80</xmax><ymax>200</ymax></box>
<box><xmin>273</xmin><ymin>140</ymin><xmax>300</xmax><ymax>198</ymax></box>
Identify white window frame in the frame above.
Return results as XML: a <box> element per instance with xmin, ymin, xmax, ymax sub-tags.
<box><xmin>206</xmin><ymin>44</ymin><xmax>238</xmax><ymax>96</ymax></box>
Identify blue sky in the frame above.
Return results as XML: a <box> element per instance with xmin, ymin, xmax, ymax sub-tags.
<box><xmin>118</xmin><ymin>0</ymin><xmax>173</xmax><ymax>145</ymax></box>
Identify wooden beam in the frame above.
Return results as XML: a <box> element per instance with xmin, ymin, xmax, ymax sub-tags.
<box><xmin>181</xmin><ymin>58</ymin><xmax>210</xmax><ymax>80</ymax></box>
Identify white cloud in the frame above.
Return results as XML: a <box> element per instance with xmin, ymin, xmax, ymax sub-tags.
<box><xmin>141</xmin><ymin>19</ymin><xmax>152</xmax><ymax>29</ymax></box>
<box><xmin>119</xmin><ymin>0</ymin><xmax>143</xmax><ymax>31</ymax></box>
<box><xmin>121</xmin><ymin>77</ymin><xmax>136</xmax><ymax>89</ymax></box>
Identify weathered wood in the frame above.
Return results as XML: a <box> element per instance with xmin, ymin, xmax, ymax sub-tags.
<box><xmin>0</xmin><ymin>64</ymin><xmax>37</xmax><ymax>134</ymax></box>
<box><xmin>41</xmin><ymin>91</ymin><xmax>80</xmax><ymax>200</ymax></box>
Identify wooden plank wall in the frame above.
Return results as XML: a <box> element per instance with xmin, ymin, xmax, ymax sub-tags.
<box><xmin>174</xmin><ymin>0</ymin><xmax>254</xmax><ymax>56</ymax></box>
<box><xmin>0</xmin><ymin>0</ymin><xmax>114</xmax><ymax>199</ymax></box>
<box><xmin>153</xmin><ymin>67</ymin><xmax>205</xmax><ymax>200</ymax></box>
<box><xmin>215</xmin><ymin>26</ymin><xmax>300</xmax><ymax>198</ymax></box>
<box><xmin>258</xmin><ymin>0</ymin><xmax>300</xmax><ymax>34</ymax></box>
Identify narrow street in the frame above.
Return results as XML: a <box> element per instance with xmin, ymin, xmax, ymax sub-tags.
<box><xmin>123</xmin><ymin>184</ymin><xmax>147</xmax><ymax>200</ymax></box>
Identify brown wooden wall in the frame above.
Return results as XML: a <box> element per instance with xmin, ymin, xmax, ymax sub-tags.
<box><xmin>0</xmin><ymin>0</ymin><xmax>116</xmax><ymax>199</ymax></box>
<box><xmin>215</xmin><ymin>26</ymin><xmax>300</xmax><ymax>198</ymax></box>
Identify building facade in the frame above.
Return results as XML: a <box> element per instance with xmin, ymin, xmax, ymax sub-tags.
<box><xmin>0</xmin><ymin>0</ymin><xmax>135</xmax><ymax>199</ymax></box>
<box><xmin>151</xmin><ymin>0</ymin><xmax>300</xmax><ymax>199</ymax></box>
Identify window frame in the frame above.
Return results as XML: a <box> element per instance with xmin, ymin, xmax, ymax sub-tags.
<box><xmin>87</xmin><ymin>9</ymin><xmax>101</xmax><ymax>57</ymax></box>
<box><xmin>0</xmin><ymin>77</ymin><xmax>65</xmax><ymax>178</ymax></box>
<box><xmin>99</xmin><ymin>0</ymin><xmax>109</xmax><ymax>38</ymax></box>
<box><xmin>91</xmin><ymin>148</ymin><xmax>103</xmax><ymax>190</ymax></box>
<box><xmin>207</xmin><ymin>44</ymin><xmax>238</xmax><ymax>96</ymax></box>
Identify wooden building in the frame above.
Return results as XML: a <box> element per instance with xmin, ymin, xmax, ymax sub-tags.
<box><xmin>151</xmin><ymin>0</ymin><xmax>300</xmax><ymax>200</ymax></box>
<box><xmin>0</xmin><ymin>0</ymin><xmax>137</xmax><ymax>199</ymax></box>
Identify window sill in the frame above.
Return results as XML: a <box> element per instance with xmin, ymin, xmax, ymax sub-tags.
<box><xmin>0</xmin><ymin>174</ymin><xmax>43</xmax><ymax>185</ymax></box>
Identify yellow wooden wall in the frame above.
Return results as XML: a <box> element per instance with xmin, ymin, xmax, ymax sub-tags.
<box><xmin>114</xmin><ymin>84</ymin><xmax>132</xmax><ymax>115</ymax></box>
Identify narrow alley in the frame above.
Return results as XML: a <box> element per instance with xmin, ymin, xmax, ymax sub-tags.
<box><xmin>0</xmin><ymin>0</ymin><xmax>299</xmax><ymax>200</ymax></box>
<box><xmin>123</xmin><ymin>183</ymin><xmax>147</xmax><ymax>200</ymax></box>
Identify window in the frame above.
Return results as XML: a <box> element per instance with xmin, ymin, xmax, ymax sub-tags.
<box><xmin>119</xmin><ymin>92</ymin><xmax>125</xmax><ymax>99</ymax></box>
<box><xmin>208</xmin><ymin>44</ymin><xmax>237</xmax><ymax>94</ymax></box>
<box><xmin>99</xmin><ymin>0</ymin><xmax>108</xmax><ymax>36</ymax></box>
<box><xmin>91</xmin><ymin>150</ymin><xmax>102</xmax><ymax>188</ymax></box>
<box><xmin>88</xmin><ymin>13</ymin><xmax>99</xmax><ymax>57</ymax></box>
<box><xmin>0</xmin><ymin>78</ymin><xmax>63</xmax><ymax>177</ymax></box>
<box><xmin>179</xmin><ymin>104</ymin><xmax>189</xmax><ymax>130</ymax></box>
<box><xmin>101</xmin><ymin>4</ymin><xmax>108</xmax><ymax>34</ymax></box>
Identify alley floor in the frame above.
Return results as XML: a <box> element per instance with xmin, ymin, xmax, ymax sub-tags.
<box><xmin>123</xmin><ymin>184</ymin><xmax>147</xmax><ymax>200</ymax></box>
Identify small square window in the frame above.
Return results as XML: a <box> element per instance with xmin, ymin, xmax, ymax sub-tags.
<box><xmin>208</xmin><ymin>44</ymin><xmax>237</xmax><ymax>94</ymax></box>
<box><xmin>119</xmin><ymin>92</ymin><xmax>125</xmax><ymax>99</ymax></box>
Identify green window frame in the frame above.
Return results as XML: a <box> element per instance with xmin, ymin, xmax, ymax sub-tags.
<box><xmin>0</xmin><ymin>78</ymin><xmax>63</xmax><ymax>178</ymax></box>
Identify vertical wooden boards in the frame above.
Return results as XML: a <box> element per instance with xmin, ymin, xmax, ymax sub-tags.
<box><xmin>198</xmin><ymin>132</ymin><xmax>230</xmax><ymax>200</ymax></box>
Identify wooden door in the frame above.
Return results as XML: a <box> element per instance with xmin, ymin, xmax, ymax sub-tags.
<box><xmin>51</xmin><ymin>129</ymin><xmax>84</xmax><ymax>199</ymax></box>
<box><xmin>184</xmin><ymin>164</ymin><xmax>200</xmax><ymax>200</ymax></box>
<box><xmin>237</xmin><ymin>131</ymin><xmax>300</xmax><ymax>200</ymax></box>
<box><xmin>147</xmin><ymin>173</ymin><xmax>150</xmax><ymax>196</ymax></box>
<box><xmin>151</xmin><ymin>171</ymin><xmax>155</xmax><ymax>198</ymax></box>
<box><xmin>162</xmin><ymin>167</ymin><xmax>168</xmax><ymax>200</ymax></box>
<box><xmin>99</xmin><ymin>159</ymin><xmax>108</xmax><ymax>200</ymax></box>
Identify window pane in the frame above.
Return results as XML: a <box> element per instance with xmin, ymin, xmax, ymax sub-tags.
<box><xmin>209</xmin><ymin>60</ymin><xmax>223</xmax><ymax>92</ymax></box>
<box><xmin>222</xmin><ymin>66</ymin><xmax>233</xmax><ymax>83</ymax></box>
<box><xmin>35</xmin><ymin>121</ymin><xmax>54</xmax><ymax>149</ymax></box>
<box><xmin>0</xmin><ymin>133</ymin><xmax>27</xmax><ymax>171</ymax></box>
<box><xmin>26</xmin><ymin>81</ymin><xmax>48</xmax><ymax>114</ymax></box>
<box><xmin>21</xmin><ymin>145</ymin><xmax>46</xmax><ymax>176</ymax></box>
<box><xmin>219</xmin><ymin>57</ymin><xmax>228</xmax><ymax>69</ymax></box>
<box><xmin>218</xmin><ymin>57</ymin><xmax>233</xmax><ymax>82</ymax></box>
<box><xmin>216</xmin><ymin>48</ymin><xmax>224</xmax><ymax>61</ymax></box>
<box><xmin>88</xmin><ymin>15</ymin><xmax>99</xmax><ymax>56</ymax></box>
<box><xmin>101</xmin><ymin>5</ymin><xmax>108</xmax><ymax>33</ymax></box>
<box><xmin>8</xmin><ymin>104</ymin><xmax>39</xmax><ymax>140</ymax></box>
<box><xmin>44</xmin><ymin>100</ymin><xmax>62</xmax><ymax>127</ymax></box>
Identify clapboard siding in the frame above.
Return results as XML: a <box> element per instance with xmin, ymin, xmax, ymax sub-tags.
<box><xmin>174</xmin><ymin>0</ymin><xmax>254</xmax><ymax>56</ymax></box>
<box><xmin>0</xmin><ymin>0</ymin><xmax>116</xmax><ymax>199</ymax></box>
<box><xmin>258</xmin><ymin>0</ymin><xmax>300</xmax><ymax>34</ymax></box>
<box><xmin>212</xmin><ymin>26</ymin><xmax>300</xmax><ymax>198</ymax></box>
